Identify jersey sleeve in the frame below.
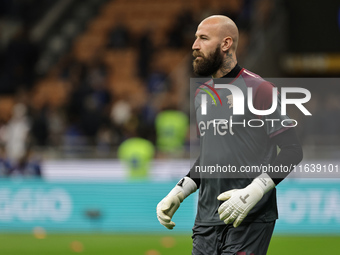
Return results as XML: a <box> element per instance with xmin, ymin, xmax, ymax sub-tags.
<box><xmin>253</xmin><ymin>81</ymin><xmax>294</xmax><ymax>138</ymax></box>
<box><xmin>270</xmin><ymin>127</ymin><xmax>303</xmax><ymax>184</ymax></box>
<box><xmin>186</xmin><ymin>156</ymin><xmax>201</xmax><ymax>188</ymax></box>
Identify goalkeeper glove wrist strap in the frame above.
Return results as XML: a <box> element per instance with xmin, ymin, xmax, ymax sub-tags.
<box><xmin>168</xmin><ymin>177</ymin><xmax>197</xmax><ymax>202</ymax></box>
<box><xmin>252</xmin><ymin>173</ymin><xmax>275</xmax><ymax>195</ymax></box>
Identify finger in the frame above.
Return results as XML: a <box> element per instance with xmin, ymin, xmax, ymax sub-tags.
<box><xmin>233</xmin><ymin>214</ymin><xmax>246</xmax><ymax>228</ymax></box>
<box><xmin>164</xmin><ymin>221</ymin><xmax>176</xmax><ymax>230</ymax></box>
<box><xmin>224</xmin><ymin>210</ymin><xmax>238</xmax><ymax>225</ymax></box>
<box><xmin>158</xmin><ymin>217</ymin><xmax>175</xmax><ymax>229</ymax></box>
<box><xmin>158</xmin><ymin>210</ymin><xmax>171</xmax><ymax>222</ymax></box>
<box><xmin>217</xmin><ymin>189</ymin><xmax>237</xmax><ymax>201</ymax></box>
<box><xmin>219</xmin><ymin>209</ymin><xmax>231</xmax><ymax>221</ymax></box>
<box><xmin>218</xmin><ymin>200</ymin><xmax>231</xmax><ymax>214</ymax></box>
<box><xmin>218</xmin><ymin>203</ymin><xmax>233</xmax><ymax>221</ymax></box>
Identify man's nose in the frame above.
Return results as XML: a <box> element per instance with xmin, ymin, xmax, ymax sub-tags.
<box><xmin>192</xmin><ymin>38</ymin><xmax>200</xmax><ymax>50</ymax></box>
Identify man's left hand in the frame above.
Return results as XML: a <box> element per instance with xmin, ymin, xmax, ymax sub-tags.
<box><xmin>217</xmin><ymin>174</ymin><xmax>275</xmax><ymax>227</ymax></box>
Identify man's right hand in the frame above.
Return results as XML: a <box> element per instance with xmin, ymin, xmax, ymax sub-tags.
<box><xmin>156</xmin><ymin>192</ymin><xmax>184</xmax><ymax>229</ymax></box>
<box><xmin>156</xmin><ymin>177</ymin><xmax>197</xmax><ymax>230</ymax></box>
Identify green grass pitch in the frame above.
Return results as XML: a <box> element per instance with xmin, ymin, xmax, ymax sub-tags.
<box><xmin>0</xmin><ymin>233</ymin><xmax>339</xmax><ymax>254</ymax></box>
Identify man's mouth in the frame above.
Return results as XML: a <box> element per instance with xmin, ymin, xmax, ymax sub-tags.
<box><xmin>194</xmin><ymin>55</ymin><xmax>204</xmax><ymax>61</ymax></box>
<box><xmin>193</xmin><ymin>52</ymin><xmax>204</xmax><ymax>59</ymax></box>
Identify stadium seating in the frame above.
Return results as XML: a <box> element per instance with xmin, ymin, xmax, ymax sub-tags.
<box><xmin>32</xmin><ymin>0</ymin><xmax>198</xmax><ymax>114</ymax></box>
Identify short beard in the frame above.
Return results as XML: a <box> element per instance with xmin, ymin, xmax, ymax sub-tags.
<box><xmin>193</xmin><ymin>46</ymin><xmax>223</xmax><ymax>77</ymax></box>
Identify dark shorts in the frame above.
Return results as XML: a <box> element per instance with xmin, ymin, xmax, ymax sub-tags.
<box><xmin>192</xmin><ymin>221</ymin><xmax>275</xmax><ymax>255</ymax></box>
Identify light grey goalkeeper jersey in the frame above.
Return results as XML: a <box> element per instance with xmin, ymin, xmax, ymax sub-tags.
<box><xmin>193</xmin><ymin>68</ymin><xmax>293</xmax><ymax>226</ymax></box>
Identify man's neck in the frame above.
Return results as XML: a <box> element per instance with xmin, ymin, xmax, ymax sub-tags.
<box><xmin>212</xmin><ymin>55</ymin><xmax>237</xmax><ymax>78</ymax></box>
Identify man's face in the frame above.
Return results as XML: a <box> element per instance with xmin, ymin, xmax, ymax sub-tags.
<box><xmin>192</xmin><ymin>22</ymin><xmax>223</xmax><ymax>76</ymax></box>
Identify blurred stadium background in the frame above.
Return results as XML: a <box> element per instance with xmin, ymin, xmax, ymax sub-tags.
<box><xmin>0</xmin><ymin>0</ymin><xmax>339</xmax><ymax>254</ymax></box>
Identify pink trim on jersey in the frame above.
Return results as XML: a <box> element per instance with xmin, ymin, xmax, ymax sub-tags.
<box><xmin>226</xmin><ymin>67</ymin><xmax>245</xmax><ymax>85</ymax></box>
<box><xmin>241</xmin><ymin>69</ymin><xmax>278</xmax><ymax>118</ymax></box>
<box><xmin>241</xmin><ymin>69</ymin><xmax>292</xmax><ymax>137</ymax></box>
<box><xmin>269</xmin><ymin>125</ymin><xmax>293</xmax><ymax>138</ymax></box>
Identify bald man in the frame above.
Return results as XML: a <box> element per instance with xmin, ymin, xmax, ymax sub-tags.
<box><xmin>192</xmin><ymin>15</ymin><xmax>239</xmax><ymax>78</ymax></box>
<box><xmin>157</xmin><ymin>15</ymin><xmax>302</xmax><ymax>255</ymax></box>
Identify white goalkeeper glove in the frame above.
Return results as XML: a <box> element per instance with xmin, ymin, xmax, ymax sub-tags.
<box><xmin>217</xmin><ymin>173</ymin><xmax>275</xmax><ymax>228</ymax></box>
<box><xmin>157</xmin><ymin>177</ymin><xmax>197</xmax><ymax>229</ymax></box>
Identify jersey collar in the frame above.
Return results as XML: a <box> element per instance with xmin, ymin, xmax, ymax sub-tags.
<box><xmin>221</xmin><ymin>63</ymin><xmax>242</xmax><ymax>78</ymax></box>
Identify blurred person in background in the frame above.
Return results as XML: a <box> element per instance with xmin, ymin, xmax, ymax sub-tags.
<box><xmin>107</xmin><ymin>17</ymin><xmax>130</xmax><ymax>49</ymax></box>
<box><xmin>63</xmin><ymin>51</ymin><xmax>112</xmax><ymax>147</ymax></box>
<box><xmin>118</xmin><ymin>137</ymin><xmax>155</xmax><ymax>180</ymax></box>
<box><xmin>110</xmin><ymin>98</ymin><xmax>133</xmax><ymax>144</ymax></box>
<box><xmin>137</xmin><ymin>28</ymin><xmax>154</xmax><ymax>81</ymax></box>
<box><xmin>8</xmin><ymin>146</ymin><xmax>42</xmax><ymax>178</ymax></box>
<box><xmin>2</xmin><ymin>103</ymin><xmax>30</xmax><ymax>163</ymax></box>
<box><xmin>80</xmin><ymin>53</ymin><xmax>112</xmax><ymax>144</ymax></box>
<box><xmin>30</xmin><ymin>104</ymin><xmax>50</xmax><ymax>147</ymax></box>
<box><xmin>0</xmin><ymin>144</ymin><xmax>12</xmax><ymax>177</ymax></box>
<box><xmin>96</xmin><ymin>122</ymin><xmax>114</xmax><ymax>156</ymax></box>
<box><xmin>155</xmin><ymin>107</ymin><xmax>188</xmax><ymax>157</ymax></box>
<box><xmin>157</xmin><ymin>15</ymin><xmax>303</xmax><ymax>255</ymax></box>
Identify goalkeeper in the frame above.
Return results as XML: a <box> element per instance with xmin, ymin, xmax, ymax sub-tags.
<box><xmin>157</xmin><ymin>15</ymin><xmax>303</xmax><ymax>255</ymax></box>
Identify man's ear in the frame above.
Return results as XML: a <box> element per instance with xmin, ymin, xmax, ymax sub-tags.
<box><xmin>221</xmin><ymin>37</ymin><xmax>233</xmax><ymax>52</ymax></box>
